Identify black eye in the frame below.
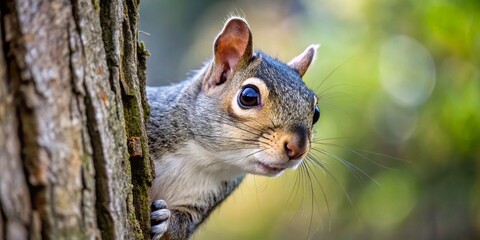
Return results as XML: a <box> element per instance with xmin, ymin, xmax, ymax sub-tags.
<box><xmin>238</xmin><ymin>85</ymin><xmax>260</xmax><ymax>108</ymax></box>
<box><xmin>313</xmin><ymin>106</ymin><xmax>320</xmax><ymax>125</ymax></box>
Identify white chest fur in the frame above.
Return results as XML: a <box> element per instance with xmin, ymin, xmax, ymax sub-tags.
<box><xmin>150</xmin><ymin>140</ymin><xmax>245</xmax><ymax>207</ymax></box>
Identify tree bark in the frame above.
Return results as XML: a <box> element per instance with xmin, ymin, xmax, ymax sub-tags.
<box><xmin>0</xmin><ymin>0</ymin><xmax>153</xmax><ymax>239</ymax></box>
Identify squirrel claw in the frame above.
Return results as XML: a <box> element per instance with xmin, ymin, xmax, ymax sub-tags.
<box><xmin>151</xmin><ymin>199</ymin><xmax>171</xmax><ymax>240</ymax></box>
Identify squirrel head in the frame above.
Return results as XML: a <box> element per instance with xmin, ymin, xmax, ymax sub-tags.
<box><xmin>191</xmin><ymin>17</ymin><xmax>319</xmax><ymax>177</ymax></box>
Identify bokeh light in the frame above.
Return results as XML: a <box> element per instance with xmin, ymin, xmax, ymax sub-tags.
<box><xmin>380</xmin><ymin>35</ymin><xmax>436</xmax><ymax>108</ymax></box>
<box><xmin>139</xmin><ymin>0</ymin><xmax>480</xmax><ymax>239</ymax></box>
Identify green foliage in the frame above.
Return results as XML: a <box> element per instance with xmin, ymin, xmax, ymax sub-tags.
<box><xmin>140</xmin><ymin>0</ymin><xmax>480</xmax><ymax>238</ymax></box>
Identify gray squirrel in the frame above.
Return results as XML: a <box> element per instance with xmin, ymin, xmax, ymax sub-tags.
<box><xmin>147</xmin><ymin>17</ymin><xmax>320</xmax><ymax>240</ymax></box>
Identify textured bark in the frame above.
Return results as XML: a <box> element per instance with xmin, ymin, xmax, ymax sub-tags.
<box><xmin>0</xmin><ymin>0</ymin><xmax>152</xmax><ymax>239</ymax></box>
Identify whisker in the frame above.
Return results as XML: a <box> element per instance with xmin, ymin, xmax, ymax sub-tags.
<box><xmin>313</xmin><ymin>136</ymin><xmax>351</xmax><ymax>142</ymax></box>
<box><xmin>309</xmin><ymin>150</ymin><xmax>365</xmax><ymax>185</ymax></box>
<box><xmin>313</xmin><ymin>138</ymin><xmax>407</xmax><ymax>170</ymax></box>
<box><xmin>207</xmin><ymin>112</ymin><xmax>264</xmax><ymax>137</ymax></box>
<box><xmin>314</xmin><ymin>142</ymin><xmax>396</xmax><ymax>170</ymax></box>
<box><xmin>267</xmin><ymin>115</ymin><xmax>278</xmax><ymax>130</ymax></box>
<box><xmin>221</xmin><ymin>115</ymin><xmax>266</xmax><ymax>136</ymax></box>
<box><xmin>311</xmin><ymin>147</ymin><xmax>378</xmax><ymax>185</ymax></box>
<box><xmin>302</xmin><ymin>160</ymin><xmax>319</xmax><ymax>240</ymax></box>
<box><xmin>199</xmin><ymin>148</ymin><xmax>266</xmax><ymax>170</ymax></box>
<box><xmin>238</xmin><ymin>113</ymin><xmax>276</xmax><ymax>133</ymax></box>
<box><xmin>297</xmin><ymin>164</ymin><xmax>307</xmax><ymax>217</ymax></box>
<box><xmin>305</xmin><ymin>156</ymin><xmax>331</xmax><ymax>231</ymax></box>
<box><xmin>252</xmin><ymin>174</ymin><xmax>261</xmax><ymax>206</ymax></box>
<box><xmin>287</xmin><ymin>165</ymin><xmax>303</xmax><ymax>203</ymax></box>
<box><xmin>317</xmin><ymin>92</ymin><xmax>348</xmax><ymax>103</ymax></box>
<box><xmin>314</xmin><ymin>51</ymin><xmax>364</xmax><ymax>93</ymax></box>
<box><xmin>191</xmin><ymin>133</ymin><xmax>260</xmax><ymax>145</ymax></box>
<box><xmin>345</xmin><ymin>147</ymin><xmax>407</xmax><ymax>163</ymax></box>
<box><xmin>316</xmin><ymin>84</ymin><xmax>348</xmax><ymax>100</ymax></box>
<box><xmin>306</xmin><ymin>153</ymin><xmax>361</xmax><ymax>222</ymax></box>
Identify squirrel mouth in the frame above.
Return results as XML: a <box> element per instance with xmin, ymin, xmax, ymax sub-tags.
<box><xmin>255</xmin><ymin>161</ymin><xmax>286</xmax><ymax>174</ymax></box>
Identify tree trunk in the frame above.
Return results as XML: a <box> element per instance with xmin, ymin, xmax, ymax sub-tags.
<box><xmin>0</xmin><ymin>0</ymin><xmax>153</xmax><ymax>239</ymax></box>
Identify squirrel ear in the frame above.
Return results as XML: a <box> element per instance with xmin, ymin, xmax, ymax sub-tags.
<box><xmin>288</xmin><ymin>44</ymin><xmax>319</xmax><ymax>77</ymax></box>
<box><xmin>208</xmin><ymin>17</ymin><xmax>253</xmax><ymax>90</ymax></box>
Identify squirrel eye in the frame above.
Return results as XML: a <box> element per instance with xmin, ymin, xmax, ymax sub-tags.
<box><xmin>313</xmin><ymin>106</ymin><xmax>320</xmax><ymax>125</ymax></box>
<box><xmin>238</xmin><ymin>85</ymin><xmax>260</xmax><ymax>108</ymax></box>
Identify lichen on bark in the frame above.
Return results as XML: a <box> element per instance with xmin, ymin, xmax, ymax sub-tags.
<box><xmin>0</xmin><ymin>0</ymin><xmax>153</xmax><ymax>239</ymax></box>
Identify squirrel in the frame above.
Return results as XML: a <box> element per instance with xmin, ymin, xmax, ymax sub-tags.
<box><xmin>147</xmin><ymin>17</ymin><xmax>320</xmax><ymax>240</ymax></box>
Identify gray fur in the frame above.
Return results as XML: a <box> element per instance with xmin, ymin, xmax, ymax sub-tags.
<box><xmin>147</xmin><ymin>18</ymin><xmax>318</xmax><ymax>240</ymax></box>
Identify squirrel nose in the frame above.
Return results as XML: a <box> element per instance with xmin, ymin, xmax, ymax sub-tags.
<box><xmin>284</xmin><ymin>130</ymin><xmax>308</xmax><ymax>160</ymax></box>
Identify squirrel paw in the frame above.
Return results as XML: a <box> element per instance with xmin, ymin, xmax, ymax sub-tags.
<box><xmin>151</xmin><ymin>199</ymin><xmax>171</xmax><ymax>240</ymax></box>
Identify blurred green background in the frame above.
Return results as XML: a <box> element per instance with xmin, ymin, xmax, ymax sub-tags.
<box><xmin>139</xmin><ymin>0</ymin><xmax>480</xmax><ymax>239</ymax></box>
